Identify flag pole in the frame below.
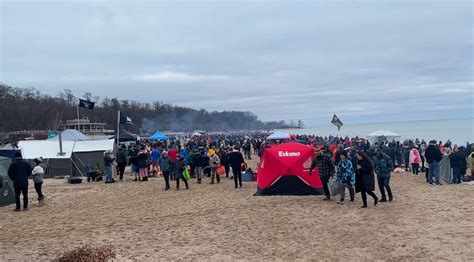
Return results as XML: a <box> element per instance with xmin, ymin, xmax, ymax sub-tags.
<box><xmin>77</xmin><ymin>102</ymin><xmax>80</xmax><ymax>131</ymax></box>
<box><xmin>117</xmin><ymin>110</ymin><xmax>120</xmax><ymax>149</ymax></box>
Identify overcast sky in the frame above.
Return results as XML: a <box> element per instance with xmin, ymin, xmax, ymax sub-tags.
<box><xmin>1</xmin><ymin>0</ymin><xmax>473</xmax><ymax>127</ymax></box>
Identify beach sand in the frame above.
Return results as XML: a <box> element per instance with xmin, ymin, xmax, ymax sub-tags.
<box><xmin>1</xmin><ymin>157</ymin><xmax>473</xmax><ymax>261</ymax></box>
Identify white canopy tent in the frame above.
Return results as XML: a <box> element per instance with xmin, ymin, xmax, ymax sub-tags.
<box><xmin>48</xmin><ymin>129</ymin><xmax>91</xmax><ymax>141</ymax></box>
<box><xmin>266</xmin><ymin>131</ymin><xmax>291</xmax><ymax>140</ymax></box>
<box><xmin>366</xmin><ymin>130</ymin><xmax>401</xmax><ymax>144</ymax></box>
<box><xmin>18</xmin><ymin>139</ymin><xmax>115</xmax><ymax>178</ymax></box>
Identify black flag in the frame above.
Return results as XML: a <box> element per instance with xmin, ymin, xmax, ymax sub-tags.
<box><xmin>79</xmin><ymin>99</ymin><xmax>95</xmax><ymax>110</ymax></box>
<box><xmin>331</xmin><ymin>114</ymin><xmax>343</xmax><ymax>130</ymax></box>
<box><xmin>119</xmin><ymin>112</ymin><xmax>133</xmax><ymax>125</ymax></box>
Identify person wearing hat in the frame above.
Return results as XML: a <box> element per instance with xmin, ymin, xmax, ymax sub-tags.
<box><xmin>31</xmin><ymin>158</ymin><xmax>45</xmax><ymax>206</ymax></box>
<box><xmin>309</xmin><ymin>147</ymin><xmax>335</xmax><ymax>200</ymax></box>
<box><xmin>8</xmin><ymin>152</ymin><xmax>32</xmax><ymax>211</ymax></box>
<box><xmin>208</xmin><ymin>149</ymin><xmax>221</xmax><ymax>184</ymax></box>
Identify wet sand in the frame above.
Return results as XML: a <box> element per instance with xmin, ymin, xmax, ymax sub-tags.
<box><xmin>1</xmin><ymin>158</ymin><xmax>473</xmax><ymax>261</ymax></box>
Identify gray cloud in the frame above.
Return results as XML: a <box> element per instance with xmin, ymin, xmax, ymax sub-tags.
<box><xmin>1</xmin><ymin>1</ymin><xmax>472</xmax><ymax>126</ymax></box>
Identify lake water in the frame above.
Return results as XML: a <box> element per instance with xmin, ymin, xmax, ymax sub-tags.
<box><xmin>278</xmin><ymin>118</ymin><xmax>474</xmax><ymax>146</ymax></box>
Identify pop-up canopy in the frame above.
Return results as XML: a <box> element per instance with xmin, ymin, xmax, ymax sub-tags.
<box><xmin>255</xmin><ymin>142</ymin><xmax>323</xmax><ymax>196</ymax></box>
<box><xmin>48</xmin><ymin>129</ymin><xmax>90</xmax><ymax>141</ymax></box>
<box><xmin>266</xmin><ymin>131</ymin><xmax>290</xmax><ymax>140</ymax></box>
<box><xmin>149</xmin><ymin>131</ymin><xmax>169</xmax><ymax>141</ymax></box>
<box><xmin>367</xmin><ymin>130</ymin><xmax>401</xmax><ymax>144</ymax></box>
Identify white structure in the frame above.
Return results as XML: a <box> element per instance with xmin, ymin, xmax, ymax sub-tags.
<box><xmin>367</xmin><ymin>130</ymin><xmax>401</xmax><ymax>144</ymax></box>
<box><xmin>266</xmin><ymin>131</ymin><xmax>291</xmax><ymax>140</ymax></box>
<box><xmin>18</xmin><ymin>139</ymin><xmax>115</xmax><ymax>177</ymax></box>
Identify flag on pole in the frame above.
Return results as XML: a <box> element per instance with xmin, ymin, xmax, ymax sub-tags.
<box><xmin>119</xmin><ymin>112</ymin><xmax>133</xmax><ymax>125</ymax></box>
<box><xmin>78</xmin><ymin>99</ymin><xmax>95</xmax><ymax>110</ymax></box>
<box><xmin>331</xmin><ymin>114</ymin><xmax>343</xmax><ymax>130</ymax></box>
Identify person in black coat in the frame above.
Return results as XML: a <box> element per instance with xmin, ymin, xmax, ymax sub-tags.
<box><xmin>425</xmin><ymin>140</ymin><xmax>443</xmax><ymax>185</ymax></box>
<box><xmin>355</xmin><ymin>150</ymin><xmax>378</xmax><ymax>208</ymax></box>
<box><xmin>450</xmin><ymin>146</ymin><xmax>465</xmax><ymax>184</ymax></box>
<box><xmin>227</xmin><ymin>146</ymin><xmax>245</xmax><ymax>188</ymax></box>
<box><xmin>7</xmin><ymin>152</ymin><xmax>32</xmax><ymax>211</ymax></box>
<box><xmin>192</xmin><ymin>150</ymin><xmax>204</xmax><ymax>184</ymax></box>
<box><xmin>174</xmin><ymin>155</ymin><xmax>189</xmax><ymax>190</ymax></box>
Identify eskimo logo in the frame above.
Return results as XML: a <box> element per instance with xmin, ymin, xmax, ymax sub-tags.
<box><xmin>278</xmin><ymin>151</ymin><xmax>300</xmax><ymax>157</ymax></box>
<box><xmin>4</xmin><ymin>189</ymin><xmax>8</xmax><ymax>197</ymax></box>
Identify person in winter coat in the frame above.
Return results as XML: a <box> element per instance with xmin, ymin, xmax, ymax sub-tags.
<box><xmin>8</xmin><ymin>152</ymin><xmax>31</xmax><ymax>211</ymax></box>
<box><xmin>309</xmin><ymin>147</ymin><xmax>335</xmax><ymax>200</ymax></box>
<box><xmin>104</xmin><ymin>150</ymin><xmax>115</xmax><ymax>183</ymax></box>
<box><xmin>372</xmin><ymin>148</ymin><xmax>394</xmax><ymax>202</ymax></box>
<box><xmin>116</xmin><ymin>145</ymin><xmax>128</xmax><ymax>181</ymax></box>
<box><xmin>31</xmin><ymin>158</ymin><xmax>45</xmax><ymax>207</ymax></box>
<box><xmin>450</xmin><ymin>146</ymin><xmax>465</xmax><ymax>184</ymax></box>
<box><xmin>356</xmin><ymin>151</ymin><xmax>378</xmax><ymax>208</ymax></box>
<box><xmin>336</xmin><ymin>151</ymin><xmax>355</xmax><ymax>205</ymax></box>
<box><xmin>174</xmin><ymin>155</ymin><xmax>189</xmax><ymax>190</ymax></box>
<box><xmin>468</xmin><ymin>151</ymin><xmax>474</xmax><ymax>177</ymax></box>
<box><xmin>228</xmin><ymin>146</ymin><xmax>245</xmax><ymax>188</ymax></box>
<box><xmin>159</xmin><ymin>151</ymin><xmax>173</xmax><ymax>190</ymax></box>
<box><xmin>409</xmin><ymin>146</ymin><xmax>422</xmax><ymax>175</ymax></box>
<box><xmin>208</xmin><ymin>149</ymin><xmax>221</xmax><ymax>184</ymax></box>
<box><xmin>425</xmin><ymin>140</ymin><xmax>443</xmax><ymax>185</ymax></box>
<box><xmin>193</xmin><ymin>150</ymin><xmax>204</xmax><ymax>184</ymax></box>
<box><xmin>129</xmin><ymin>147</ymin><xmax>140</xmax><ymax>181</ymax></box>
<box><xmin>137</xmin><ymin>148</ymin><xmax>149</xmax><ymax>182</ymax></box>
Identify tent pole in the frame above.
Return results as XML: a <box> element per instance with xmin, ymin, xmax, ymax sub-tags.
<box><xmin>117</xmin><ymin>110</ymin><xmax>120</xmax><ymax>149</ymax></box>
<box><xmin>77</xmin><ymin>103</ymin><xmax>80</xmax><ymax>131</ymax></box>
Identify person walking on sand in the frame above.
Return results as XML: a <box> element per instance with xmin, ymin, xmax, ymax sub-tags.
<box><xmin>209</xmin><ymin>149</ymin><xmax>221</xmax><ymax>184</ymax></box>
<box><xmin>309</xmin><ymin>147</ymin><xmax>335</xmax><ymax>200</ymax></box>
<box><xmin>228</xmin><ymin>146</ymin><xmax>245</xmax><ymax>188</ymax></box>
<box><xmin>116</xmin><ymin>144</ymin><xmax>128</xmax><ymax>181</ymax></box>
<box><xmin>372</xmin><ymin>148</ymin><xmax>394</xmax><ymax>202</ymax></box>
<box><xmin>159</xmin><ymin>151</ymin><xmax>173</xmax><ymax>190</ymax></box>
<box><xmin>193</xmin><ymin>149</ymin><xmax>204</xmax><ymax>184</ymax></box>
<box><xmin>104</xmin><ymin>150</ymin><xmax>115</xmax><ymax>183</ymax></box>
<box><xmin>31</xmin><ymin>158</ymin><xmax>45</xmax><ymax>207</ymax></box>
<box><xmin>8</xmin><ymin>152</ymin><xmax>31</xmax><ymax>211</ymax></box>
<box><xmin>409</xmin><ymin>146</ymin><xmax>422</xmax><ymax>176</ymax></box>
<box><xmin>336</xmin><ymin>151</ymin><xmax>355</xmax><ymax>205</ymax></box>
<box><xmin>174</xmin><ymin>154</ymin><xmax>189</xmax><ymax>190</ymax></box>
<box><xmin>356</xmin><ymin>151</ymin><xmax>378</xmax><ymax>208</ymax></box>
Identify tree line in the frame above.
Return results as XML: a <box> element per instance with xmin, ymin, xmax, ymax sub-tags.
<box><xmin>0</xmin><ymin>84</ymin><xmax>304</xmax><ymax>134</ymax></box>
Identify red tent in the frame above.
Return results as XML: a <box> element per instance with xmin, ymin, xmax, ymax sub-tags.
<box><xmin>255</xmin><ymin>142</ymin><xmax>323</xmax><ymax>195</ymax></box>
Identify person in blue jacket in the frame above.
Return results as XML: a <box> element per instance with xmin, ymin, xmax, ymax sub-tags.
<box><xmin>336</xmin><ymin>151</ymin><xmax>355</xmax><ymax>204</ymax></box>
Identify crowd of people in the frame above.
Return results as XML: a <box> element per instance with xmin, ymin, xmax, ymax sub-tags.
<box><xmin>6</xmin><ymin>131</ymin><xmax>473</xmax><ymax>212</ymax></box>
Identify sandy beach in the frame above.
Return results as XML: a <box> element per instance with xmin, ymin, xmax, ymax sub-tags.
<box><xmin>1</xmin><ymin>156</ymin><xmax>473</xmax><ymax>261</ymax></box>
